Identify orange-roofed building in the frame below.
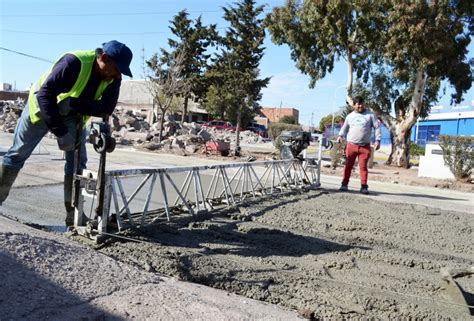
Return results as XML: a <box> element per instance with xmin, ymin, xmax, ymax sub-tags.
<box><xmin>259</xmin><ymin>107</ymin><xmax>299</xmax><ymax>124</ymax></box>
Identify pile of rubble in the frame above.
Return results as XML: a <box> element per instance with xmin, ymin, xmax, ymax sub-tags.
<box><xmin>110</xmin><ymin>107</ymin><xmax>269</xmax><ymax>156</ymax></box>
<box><xmin>0</xmin><ymin>100</ymin><xmax>24</xmax><ymax>133</ymax></box>
<box><xmin>0</xmin><ymin>102</ymin><xmax>269</xmax><ymax>157</ymax></box>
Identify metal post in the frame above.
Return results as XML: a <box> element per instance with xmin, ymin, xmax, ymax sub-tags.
<box><xmin>332</xmin><ymin>85</ymin><xmax>346</xmax><ymax>137</ymax></box>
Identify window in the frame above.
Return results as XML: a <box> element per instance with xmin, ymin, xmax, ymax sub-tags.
<box><xmin>416</xmin><ymin>125</ymin><xmax>440</xmax><ymax>145</ymax></box>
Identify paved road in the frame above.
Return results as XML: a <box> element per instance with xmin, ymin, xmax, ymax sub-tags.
<box><xmin>320</xmin><ymin>174</ymin><xmax>473</xmax><ymax>214</ymax></box>
<box><xmin>1</xmin><ymin>133</ymin><xmax>472</xmax><ymax>232</ymax></box>
<box><xmin>0</xmin><ymin>134</ymin><xmax>227</xmax><ymax>231</ymax></box>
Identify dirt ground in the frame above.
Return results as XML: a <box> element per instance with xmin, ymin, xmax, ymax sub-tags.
<box><xmin>320</xmin><ymin>163</ymin><xmax>474</xmax><ymax>193</ymax></box>
<box><xmin>95</xmin><ymin>186</ymin><xmax>473</xmax><ymax>319</ymax></box>
<box><xmin>193</xmin><ymin>147</ymin><xmax>474</xmax><ymax>193</ymax></box>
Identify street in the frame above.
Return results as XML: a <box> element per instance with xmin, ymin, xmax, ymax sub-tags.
<box><xmin>0</xmin><ymin>132</ymin><xmax>472</xmax><ymax>232</ymax></box>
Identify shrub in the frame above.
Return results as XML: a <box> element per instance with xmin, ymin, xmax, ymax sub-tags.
<box><xmin>279</xmin><ymin>115</ymin><xmax>297</xmax><ymax>124</ymax></box>
<box><xmin>330</xmin><ymin>141</ymin><xmax>345</xmax><ymax>169</ymax></box>
<box><xmin>438</xmin><ymin>135</ymin><xmax>474</xmax><ymax>182</ymax></box>
<box><xmin>409</xmin><ymin>143</ymin><xmax>425</xmax><ymax>157</ymax></box>
<box><xmin>268</xmin><ymin>123</ymin><xmax>301</xmax><ymax>149</ymax></box>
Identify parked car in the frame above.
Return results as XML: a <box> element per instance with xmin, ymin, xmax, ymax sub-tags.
<box><xmin>202</xmin><ymin>120</ymin><xmax>236</xmax><ymax>132</ymax></box>
<box><xmin>245</xmin><ymin>123</ymin><xmax>268</xmax><ymax>138</ymax></box>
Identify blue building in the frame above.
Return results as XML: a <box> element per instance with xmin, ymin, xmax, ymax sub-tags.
<box><xmin>410</xmin><ymin>110</ymin><xmax>474</xmax><ymax>145</ymax></box>
<box><xmin>324</xmin><ymin>122</ymin><xmax>391</xmax><ymax>145</ymax></box>
<box><xmin>324</xmin><ymin>109</ymin><xmax>474</xmax><ymax>146</ymax></box>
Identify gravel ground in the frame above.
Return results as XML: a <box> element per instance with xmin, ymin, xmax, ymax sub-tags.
<box><xmin>95</xmin><ymin>190</ymin><xmax>474</xmax><ymax>319</ymax></box>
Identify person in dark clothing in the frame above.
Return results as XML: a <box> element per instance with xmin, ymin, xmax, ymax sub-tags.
<box><xmin>0</xmin><ymin>40</ymin><xmax>133</xmax><ymax>226</ymax></box>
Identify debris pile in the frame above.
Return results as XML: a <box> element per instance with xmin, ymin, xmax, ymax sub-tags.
<box><xmin>110</xmin><ymin>108</ymin><xmax>270</xmax><ymax>156</ymax></box>
<box><xmin>0</xmin><ymin>100</ymin><xmax>24</xmax><ymax>133</ymax></box>
<box><xmin>0</xmin><ymin>102</ymin><xmax>270</xmax><ymax>157</ymax></box>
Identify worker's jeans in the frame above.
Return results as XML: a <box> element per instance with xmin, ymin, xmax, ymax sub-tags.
<box><xmin>2</xmin><ymin>104</ymin><xmax>87</xmax><ymax>176</ymax></box>
<box><xmin>342</xmin><ymin>142</ymin><xmax>371</xmax><ymax>186</ymax></box>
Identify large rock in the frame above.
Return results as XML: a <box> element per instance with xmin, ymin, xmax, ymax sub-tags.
<box><xmin>171</xmin><ymin>137</ymin><xmax>185</xmax><ymax>149</ymax></box>
<box><xmin>198</xmin><ymin>129</ymin><xmax>212</xmax><ymax>142</ymax></box>
<box><xmin>0</xmin><ymin>100</ymin><xmax>24</xmax><ymax>133</ymax></box>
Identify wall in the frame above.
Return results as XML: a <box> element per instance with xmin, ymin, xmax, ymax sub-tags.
<box><xmin>0</xmin><ymin>90</ymin><xmax>29</xmax><ymax>101</ymax></box>
<box><xmin>417</xmin><ymin>144</ymin><xmax>455</xmax><ymax>179</ymax></box>
<box><xmin>118</xmin><ymin>80</ymin><xmax>208</xmax><ymax>123</ymax></box>
<box><xmin>325</xmin><ymin>122</ymin><xmax>392</xmax><ymax>145</ymax></box>
<box><xmin>411</xmin><ymin>117</ymin><xmax>474</xmax><ymax>144</ymax></box>
<box><xmin>260</xmin><ymin>107</ymin><xmax>299</xmax><ymax>123</ymax></box>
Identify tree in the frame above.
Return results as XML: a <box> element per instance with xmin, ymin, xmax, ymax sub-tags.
<box><xmin>266</xmin><ymin>1</ymin><xmax>472</xmax><ymax>167</ymax></box>
<box><xmin>145</xmin><ymin>51</ymin><xmax>185</xmax><ymax>143</ymax></box>
<box><xmin>355</xmin><ymin>2</ymin><xmax>472</xmax><ymax>167</ymax></box>
<box><xmin>161</xmin><ymin>10</ymin><xmax>218</xmax><ymax>123</ymax></box>
<box><xmin>203</xmin><ymin>0</ymin><xmax>270</xmax><ymax>155</ymax></box>
<box><xmin>279</xmin><ymin>115</ymin><xmax>297</xmax><ymax>124</ymax></box>
<box><xmin>318</xmin><ymin>113</ymin><xmax>344</xmax><ymax>133</ymax></box>
<box><xmin>266</xmin><ymin>1</ymin><xmax>385</xmax><ymax>102</ymax></box>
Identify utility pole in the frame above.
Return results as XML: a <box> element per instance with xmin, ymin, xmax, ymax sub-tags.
<box><xmin>279</xmin><ymin>100</ymin><xmax>282</xmax><ymax>122</ymax></box>
<box><xmin>310</xmin><ymin>112</ymin><xmax>314</xmax><ymax>131</ymax></box>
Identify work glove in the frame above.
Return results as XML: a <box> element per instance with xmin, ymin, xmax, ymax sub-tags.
<box><xmin>58</xmin><ymin>98</ymin><xmax>75</xmax><ymax>116</ymax></box>
<box><xmin>57</xmin><ymin>132</ymin><xmax>76</xmax><ymax>151</ymax></box>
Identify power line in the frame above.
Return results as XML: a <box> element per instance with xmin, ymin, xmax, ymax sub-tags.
<box><xmin>1</xmin><ymin>26</ymin><xmax>228</xmax><ymax>37</ymax></box>
<box><xmin>0</xmin><ymin>6</ymin><xmax>275</xmax><ymax>18</ymax></box>
<box><xmin>1</xmin><ymin>29</ymin><xmax>169</xmax><ymax>36</ymax></box>
<box><xmin>0</xmin><ymin>47</ymin><xmax>54</xmax><ymax>63</ymax></box>
<box><xmin>1</xmin><ymin>10</ymin><xmax>223</xmax><ymax>17</ymax></box>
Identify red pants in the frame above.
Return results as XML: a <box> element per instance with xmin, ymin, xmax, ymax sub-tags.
<box><xmin>342</xmin><ymin>143</ymin><xmax>371</xmax><ymax>186</ymax></box>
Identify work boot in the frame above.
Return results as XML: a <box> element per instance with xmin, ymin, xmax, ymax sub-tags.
<box><xmin>65</xmin><ymin>201</ymin><xmax>75</xmax><ymax>227</ymax></box>
<box><xmin>64</xmin><ymin>201</ymin><xmax>91</xmax><ymax>227</ymax></box>
<box><xmin>360</xmin><ymin>184</ymin><xmax>369</xmax><ymax>195</ymax></box>
<box><xmin>339</xmin><ymin>184</ymin><xmax>348</xmax><ymax>192</ymax></box>
<box><xmin>0</xmin><ymin>165</ymin><xmax>20</xmax><ymax>205</ymax></box>
<box><xmin>64</xmin><ymin>175</ymin><xmax>89</xmax><ymax>227</ymax></box>
<box><xmin>64</xmin><ymin>175</ymin><xmax>74</xmax><ymax>226</ymax></box>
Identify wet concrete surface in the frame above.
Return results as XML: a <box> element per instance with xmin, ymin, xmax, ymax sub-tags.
<box><xmin>1</xmin><ymin>133</ymin><xmax>473</xmax><ymax>319</ymax></box>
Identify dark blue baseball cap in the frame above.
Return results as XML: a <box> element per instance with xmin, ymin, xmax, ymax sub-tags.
<box><xmin>102</xmin><ymin>40</ymin><xmax>133</xmax><ymax>77</ymax></box>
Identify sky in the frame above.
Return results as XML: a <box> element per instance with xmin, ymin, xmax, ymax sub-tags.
<box><xmin>1</xmin><ymin>0</ymin><xmax>473</xmax><ymax>127</ymax></box>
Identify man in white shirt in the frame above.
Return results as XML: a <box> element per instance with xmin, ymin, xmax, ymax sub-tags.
<box><xmin>337</xmin><ymin>96</ymin><xmax>381</xmax><ymax>194</ymax></box>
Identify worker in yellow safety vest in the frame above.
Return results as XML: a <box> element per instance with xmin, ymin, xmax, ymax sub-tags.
<box><xmin>0</xmin><ymin>40</ymin><xmax>133</xmax><ymax>227</ymax></box>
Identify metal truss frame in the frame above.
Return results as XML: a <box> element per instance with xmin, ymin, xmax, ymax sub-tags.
<box><xmin>74</xmin><ymin>147</ymin><xmax>322</xmax><ymax>239</ymax></box>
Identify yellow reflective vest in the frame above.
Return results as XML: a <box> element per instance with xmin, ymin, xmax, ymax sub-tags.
<box><xmin>28</xmin><ymin>50</ymin><xmax>112</xmax><ymax>124</ymax></box>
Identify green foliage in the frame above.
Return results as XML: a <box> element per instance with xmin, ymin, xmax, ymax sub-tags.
<box><xmin>266</xmin><ymin>1</ymin><xmax>472</xmax><ymax>167</ymax></box>
<box><xmin>266</xmin><ymin>1</ymin><xmax>385</xmax><ymax>89</ymax></box>
<box><xmin>318</xmin><ymin>114</ymin><xmax>344</xmax><ymax>132</ymax></box>
<box><xmin>438</xmin><ymin>135</ymin><xmax>474</xmax><ymax>182</ymax></box>
<box><xmin>160</xmin><ymin>10</ymin><xmax>218</xmax><ymax>120</ymax></box>
<box><xmin>268</xmin><ymin>123</ymin><xmax>301</xmax><ymax>140</ymax></box>
<box><xmin>384</xmin><ymin>3</ymin><xmax>472</xmax><ymax>105</ymax></box>
<box><xmin>202</xmin><ymin>85</ymin><xmax>234</xmax><ymax>120</ymax></box>
<box><xmin>268</xmin><ymin>123</ymin><xmax>301</xmax><ymax>148</ymax></box>
<box><xmin>279</xmin><ymin>115</ymin><xmax>297</xmax><ymax>124</ymax></box>
<box><xmin>330</xmin><ymin>142</ymin><xmax>345</xmax><ymax>169</ymax></box>
<box><xmin>409</xmin><ymin>143</ymin><xmax>425</xmax><ymax>157</ymax></box>
<box><xmin>202</xmin><ymin>0</ymin><xmax>270</xmax><ymax>127</ymax></box>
